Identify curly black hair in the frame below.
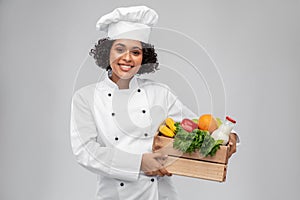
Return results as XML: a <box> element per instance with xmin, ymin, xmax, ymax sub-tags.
<box><xmin>89</xmin><ymin>37</ymin><xmax>159</xmax><ymax>74</ymax></box>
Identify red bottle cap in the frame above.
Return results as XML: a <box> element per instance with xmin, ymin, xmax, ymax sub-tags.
<box><xmin>226</xmin><ymin>116</ymin><xmax>236</xmax><ymax>123</ymax></box>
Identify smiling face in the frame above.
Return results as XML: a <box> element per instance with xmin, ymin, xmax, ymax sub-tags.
<box><xmin>109</xmin><ymin>39</ymin><xmax>143</xmax><ymax>82</ymax></box>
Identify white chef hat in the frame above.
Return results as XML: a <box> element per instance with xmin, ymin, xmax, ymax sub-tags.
<box><xmin>96</xmin><ymin>6</ymin><xmax>158</xmax><ymax>43</ymax></box>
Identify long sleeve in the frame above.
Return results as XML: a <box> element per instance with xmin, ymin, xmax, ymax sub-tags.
<box><xmin>70</xmin><ymin>90</ymin><xmax>142</xmax><ymax>181</ymax></box>
<box><xmin>166</xmin><ymin>89</ymin><xmax>197</xmax><ymax>121</ymax></box>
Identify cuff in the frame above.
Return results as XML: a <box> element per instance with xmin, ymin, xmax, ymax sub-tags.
<box><xmin>231</xmin><ymin>130</ymin><xmax>240</xmax><ymax>146</ymax></box>
<box><xmin>110</xmin><ymin>148</ymin><xmax>143</xmax><ymax>181</ymax></box>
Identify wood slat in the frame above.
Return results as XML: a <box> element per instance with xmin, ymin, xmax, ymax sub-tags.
<box><xmin>165</xmin><ymin>156</ymin><xmax>227</xmax><ymax>182</ymax></box>
<box><xmin>152</xmin><ymin>124</ymin><xmax>230</xmax><ymax>182</ymax></box>
<box><xmin>152</xmin><ymin>134</ymin><xmax>229</xmax><ymax>164</ymax></box>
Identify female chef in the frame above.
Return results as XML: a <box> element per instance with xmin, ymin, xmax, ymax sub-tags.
<box><xmin>70</xmin><ymin>6</ymin><xmax>238</xmax><ymax>200</ymax></box>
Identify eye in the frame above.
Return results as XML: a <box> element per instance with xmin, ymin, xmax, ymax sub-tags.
<box><xmin>131</xmin><ymin>50</ymin><xmax>141</xmax><ymax>56</ymax></box>
<box><xmin>115</xmin><ymin>47</ymin><xmax>124</xmax><ymax>53</ymax></box>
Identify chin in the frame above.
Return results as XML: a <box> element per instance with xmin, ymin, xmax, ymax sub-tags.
<box><xmin>115</xmin><ymin>69</ymin><xmax>139</xmax><ymax>79</ymax></box>
<box><xmin>119</xmin><ymin>74</ymin><xmax>134</xmax><ymax>80</ymax></box>
<box><xmin>115</xmin><ymin>71</ymin><xmax>135</xmax><ymax>80</ymax></box>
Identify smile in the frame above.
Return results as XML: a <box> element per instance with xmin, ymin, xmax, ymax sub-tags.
<box><xmin>118</xmin><ymin>64</ymin><xmax>134</xmax><ymax>72</ymax></box>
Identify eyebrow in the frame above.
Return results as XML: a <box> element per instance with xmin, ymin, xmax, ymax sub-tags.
<box><xmin>114</xmin><ymin>43</ymin><xmax>142</xmax><ymax>50</ymax></box>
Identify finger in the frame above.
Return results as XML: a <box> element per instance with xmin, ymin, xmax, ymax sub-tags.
<box><xmin>153</xmin><ymin>152</ymin><xmax>168</xmax><ymax>160</ymax></box>
<box><xmin>159</xmin><ymin>167</ymin><xmax>172</xmax><ymax>176</ymax></box>
<box><xmin>228</xmin><ymin>144</ymin><xmax>236</xmax><ymax>158</ymax></box>
<box><xmin>228</xmin><ymin>134</ymin><xmax>236</xmax><ymax>144</ymax></box>
<box><xmin>152</xmin><ymin>152</ymin><xmax>162</xmax><ymax>157</ymax></box>
<box><xmin>157</xmin><ymin>156</ymin><xmax>169</xmax><ymax>165</ymax></box>
<box><xmin>228</xmin><ymin>143</ymin><xmax>233</xmax><ymax>158</ymax></box>
<box><xmin>231</xmin><ymin>145</ymin><xmax>236</xmax><ymax>154</ymax></box>
<box><xmin>228</xmin><ymin>150</ymin><xmax>233</xmax><ymax>158</ymax></box>
<box><xmin>161</xmin><ymin>154</ymin><xmax>168</xmax><ymax>161</ymax></box>
<box><xmin>145</xmin><ymin>171</ymin><xmax>153</xmax><ymax>176</ymax></box>
<box><xmin>155</xmin><ymin>170</ymin><xmax>164</xmax><ymax>177</ymax></box>
<box><xmin>228</xmin><ymin>142</ymin><xmax>232</xmax><ymax>153</ymax></box>
<box><xmin>230</xmin><ymin>133</ymin><xmax>237</xmax><ymax>141</ymax></box>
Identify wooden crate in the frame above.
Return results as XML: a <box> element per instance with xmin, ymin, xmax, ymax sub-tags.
<box><xmin>152</xmin><ymin>133</ymin><xmax>230</xmax><ymax>182</ymax></box>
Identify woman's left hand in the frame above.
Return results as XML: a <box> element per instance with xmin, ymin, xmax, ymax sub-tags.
<box><xmin>228</xmin><ymin>133</ymin><xmax>237</xmax><ymax>158</ymax></box>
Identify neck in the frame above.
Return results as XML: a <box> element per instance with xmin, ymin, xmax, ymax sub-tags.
<box><xmin>110</xmin><ymin>73</ymin><xmax>132</xmax><ymax>89</ymax></box>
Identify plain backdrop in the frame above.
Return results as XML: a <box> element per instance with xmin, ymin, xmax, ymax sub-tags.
<box><xmin>1</xmin><ymin>0</ymin><xmax>299</xmax><ymax>200</ymax></box>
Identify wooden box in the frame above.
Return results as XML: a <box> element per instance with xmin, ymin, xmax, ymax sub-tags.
<box><xmin>152</xmin><ymin>133</ymin><xmax>230</xmax><ymax>182</ymax></box>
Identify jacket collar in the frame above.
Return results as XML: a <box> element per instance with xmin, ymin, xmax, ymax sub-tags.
<box><xmin>102</xmin><ymin>73</ymin><xmax>139</xmax><ymax>90</ymax></box>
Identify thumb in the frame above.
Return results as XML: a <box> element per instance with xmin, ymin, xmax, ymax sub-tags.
<box><xmin>152</xmin><ymin>152</ymin><xmax>168</xmax><ymax>159</ymax></box>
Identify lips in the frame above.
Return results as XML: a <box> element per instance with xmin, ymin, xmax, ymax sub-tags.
<box><xmin>118</xmin><ymin>64</ymin><xmax>133</xmax><ymax>72</ymax></box>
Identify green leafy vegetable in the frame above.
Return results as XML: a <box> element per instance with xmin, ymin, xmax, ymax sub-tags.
<box><xmin>174</xmin><ymin>122</ymin><xmax>180</xmax><ymax>134</ymax></box>
<box><xmin>207</xmin><ymin>140</ymin><xmax>223</xmax><ymax>157</ymax></box>
<box><xmin>173</xmin><ymin>125</ymin><xmax>196</xmax><ymax>153</ymax></box>
<box><xmin>173</xmin><ymin>125</ymin><xmax>223</xmax><ymax>157</ymax></box>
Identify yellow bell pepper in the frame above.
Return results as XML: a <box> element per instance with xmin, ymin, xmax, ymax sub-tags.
<box><xmin>159</xmin><ymin>125</ymin><xmax>175</xmax><ymax>138</ymax></box>
<box><xmin>165</xmin><ymin>118</ymin><xmax>177</xmax><ymax>133</ymax></box>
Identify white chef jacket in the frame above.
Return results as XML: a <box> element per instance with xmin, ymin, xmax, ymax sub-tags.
<box><xmin>70</xmin><ymin>74</ymin><xmax>197</xmax><ymax>200</ymax></box>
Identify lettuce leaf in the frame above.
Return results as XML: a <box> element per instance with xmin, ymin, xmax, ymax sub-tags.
<box><xmin>173</xmin><ymin>125</ymin><xmax>222</xmax><ymax>157</ymax></box>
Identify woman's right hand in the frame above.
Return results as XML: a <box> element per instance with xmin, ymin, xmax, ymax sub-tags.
<box><xmin>141</xmin><ymin>152</ymin><xmax>172</xmax><ymax>176</ymax></box>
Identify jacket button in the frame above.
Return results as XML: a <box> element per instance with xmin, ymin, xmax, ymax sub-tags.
<box><xmin>120</xmin><ymin>182</ymin><xmax>124</xmax><ymax>186</ymax></box>
<box><xmin>144</xmin><ymin>133</ymin><xmax>148</xmax><ymax>137</ymax></box>
<box><xmin>112</xmin><ymin>113</ymin><xmax>115</xmax><ymax>116</ymax></box>
<box><xmin>151</xmin><ymin>178</ymin><xmax>155</xmax><ymax>182</ymax></box>
<box><xmin>142</xmin><ymin>110</ymin><xmax>146</xmax><ymax>114</ymax></box>
<box><xmin>115</xmin><ymin>137</ymin><xmax>119</xmax><ymax>141</ymax></box>
<box><xmin>108</xmin><ymin>93</ymin><xmax>111</xmax><ymax>97</ymax></box>
<box><xmin>137</xmin><ymin>89</ymin><xmax>141</xmax><ymax>92</ymax></box>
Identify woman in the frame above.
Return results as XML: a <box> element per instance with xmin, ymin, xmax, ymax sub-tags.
<box><xmin>71</xmin><ymin>6</ymin><xmax>237</xmax><ymax>200</ymax></box>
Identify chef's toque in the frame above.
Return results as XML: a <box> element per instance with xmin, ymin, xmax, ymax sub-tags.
<box><xmin>96</xmin><ymin>6</ymin><xmax>158</xmax><ymax>43</ymax></box>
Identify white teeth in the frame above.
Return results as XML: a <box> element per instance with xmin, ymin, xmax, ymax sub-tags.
<box><xmin>119</xmin><ymin>65</ymin><xmax>132</xmax><ymax>69</ymax></box>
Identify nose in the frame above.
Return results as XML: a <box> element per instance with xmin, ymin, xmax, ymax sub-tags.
<box><xmin>122</xmin><ymin>50</ymin><xmax>132</xmax><ymax>62</ymax></box>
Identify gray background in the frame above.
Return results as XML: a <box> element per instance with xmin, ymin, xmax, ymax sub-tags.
<box><xmin>1</xmin><ymin>0</ymin><xmax>299</xmax><ymax>199</ymax></box>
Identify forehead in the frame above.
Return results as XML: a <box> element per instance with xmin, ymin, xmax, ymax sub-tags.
<box><xmin>112</xmin><ymin>39</ymin><xmax>142</xmax><ymax>49</ymax></box>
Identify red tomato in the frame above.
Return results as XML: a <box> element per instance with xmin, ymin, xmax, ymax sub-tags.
<box><xmin>180</xmin><ymin>118</ymin><xmax>198</xmax><ymax>132</ymax></box>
